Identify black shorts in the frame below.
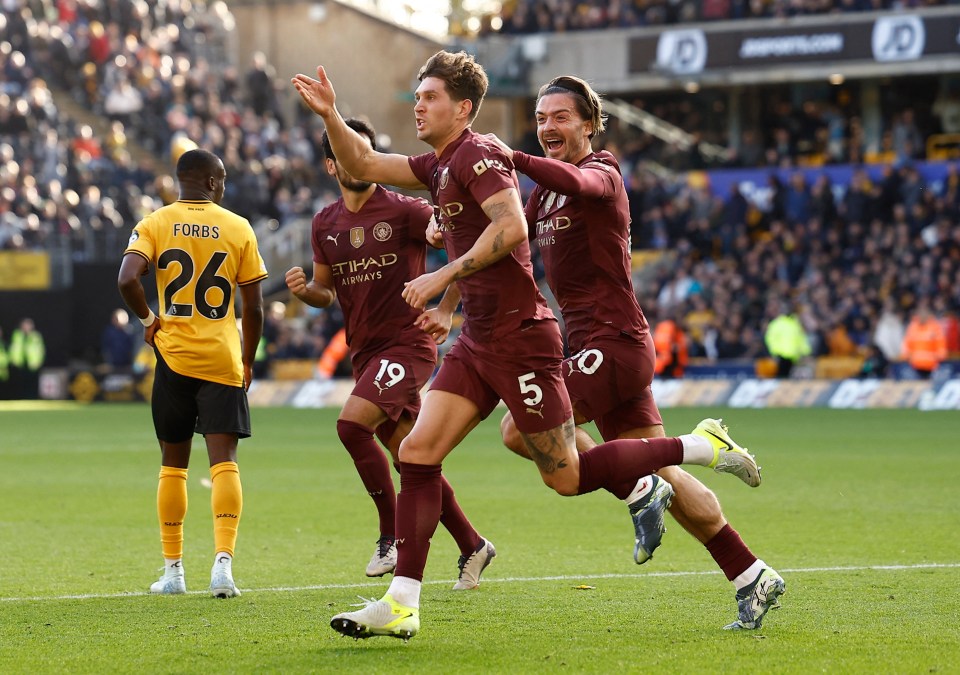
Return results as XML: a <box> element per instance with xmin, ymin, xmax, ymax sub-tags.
<box><xmin>152</xmin><ymin>350</ymin><xmax>252</xmax><ymax>442</ymax></box>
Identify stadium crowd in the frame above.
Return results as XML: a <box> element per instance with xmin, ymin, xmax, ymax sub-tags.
<box><xmin>2</xmin><ymin>0</ymin><xmax>957</xmax><ymax>373</ymax></box>
<box><xmin>1</xmin><ymin>0</ymin><xmax>336</xmax><ymax>257</ymax></box>
<box><xmin>618</xmin><ymin>159</ymin><xmax>960</xmax><ymax>371</ymax></box>
<box><xmin>492</xmin><ymin>0</ymin><xmax>956</xmax><ymax>33</ymax></box>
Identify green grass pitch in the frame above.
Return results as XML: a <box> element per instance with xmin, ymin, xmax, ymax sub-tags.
<box><xmin>1</xmin><ymin>403</ymin><xmax>958</xmax><ymax>673</ymax></box>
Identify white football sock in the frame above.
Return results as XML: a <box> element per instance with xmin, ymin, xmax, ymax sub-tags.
<box><xmin>387</xmin><ymin>575</ymin><xmax>422</xmax><ymax>608</ymax></box>
<box><xmin>680</xmin><ymin>434</ymin><xmax>715</xmax><ymax>466</ymax></box>
<box><xmin>733</xmin><ymin>559</ymin><xmax>766</xmax><ymax>591</ymax></box>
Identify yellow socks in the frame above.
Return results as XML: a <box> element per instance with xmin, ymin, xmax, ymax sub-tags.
<box><xmin>210</xmin><ymin>461</ymin><xmax>242</xmax><ymax>557</ymax></box>
<box><xmin>157</xmin><ymin>466</ymin><xmax>189</xmax><ymax>560</ymax></box>
<box><xmin>157</xmin><ymin>462</ymin><xmax>242</xmax><ymax>562</ymax></box>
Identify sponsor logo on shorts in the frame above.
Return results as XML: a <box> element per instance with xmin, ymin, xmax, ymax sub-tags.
<box><xmin>526</xmin><ymin>404</ymin><xmax>545</xmax><ymax>418</ymax></box>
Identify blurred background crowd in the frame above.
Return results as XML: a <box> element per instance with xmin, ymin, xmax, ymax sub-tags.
<box><xmin>491</xmin><ymin>0</ymin><xmax>954</xmax><ymax>33</ymax></box>
<box><xmin>1</xmin><ymin>0</ymin><xmax>958</xmax><ymax>385</ymax></box>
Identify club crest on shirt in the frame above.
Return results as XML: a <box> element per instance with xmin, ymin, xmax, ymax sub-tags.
<box><xmin>350</xmin><ymin>226</ymin><xmax>364</xmax><ymax>248</ymax></box>
<box><xmin>373</xmin><ymin>222</ymin><xmax>392</xmax><ymax>242</ymax></box>
<box><xmin>541</xmin><ymin>191</ymin><xmax>556</xmax><ymax>213</ymax></box>
<box><xmin>439</xmin><ymin>167</ymin><xmax>450</xmax><ymax>189</ymax></box>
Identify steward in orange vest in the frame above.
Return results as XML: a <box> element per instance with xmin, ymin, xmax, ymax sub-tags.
<box><xmin>901</xmin><ymin>306</ymin><xmax>947</xmax><ymax>378</ymax></box>
<box><xmin>654</xmin><ymin>319</ymin><xmax>689</xmax><ymax>379</ymax></box>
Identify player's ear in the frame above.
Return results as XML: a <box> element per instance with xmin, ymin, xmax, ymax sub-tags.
<box><xmin>458</xmin><ymin>98</ymin><xmax>473</xmax><ymax>121</ymax></box>
<box><xmin>324</xmin><ymin>158</ymin><xmax>337</xmax><ymax>177</ymax></box>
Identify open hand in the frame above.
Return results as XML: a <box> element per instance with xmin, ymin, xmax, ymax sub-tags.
<box><xmin>291</xmin><ymin>66</ymin><xmax>337</xmax><ymax>118</ymax></box>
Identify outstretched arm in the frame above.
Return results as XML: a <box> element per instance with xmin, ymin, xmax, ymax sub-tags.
<box><xmin>484</xmin><ymin>133</ymin><xmax>611</xmax><ymax>199</ymax></box>
<box><xmin>291</xmin><ymin>66</ymin><xmax>425</xmax><ymax>190</ymax></box>
<box><xmin>512</xmin><ymin>151</ymin><xmax>612</xmax><ymax>199</ymax></box>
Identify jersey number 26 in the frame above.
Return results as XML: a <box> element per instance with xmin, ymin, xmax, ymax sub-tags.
<box><xmin>158</xmin><ymin>249</ymin><xmax>232</xmax><ymax>320</ymax></box>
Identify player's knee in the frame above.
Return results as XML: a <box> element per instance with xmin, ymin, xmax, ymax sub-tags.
<box><xmin>398</xmin><ymin>434</ymin><xmax>431</xmax><ymax>464</ymax></box>
<box><xmin>336</xmin><ymin>418</ymin><xmax>372</xmax><ymax>445</ymax></box>
<box><xmin>541</xmin><ymin>472</ymin><xmax>579</xmax><ymax>497</ymax></box>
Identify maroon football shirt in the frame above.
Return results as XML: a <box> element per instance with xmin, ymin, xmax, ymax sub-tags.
<box><xmin>516</xmin><ymin>149</ymin><xmax>649</xmax><ymax>351</ymax></box>
<box><xmin>409</xmin><ymin>129</ymin><xmax>554</xmax><ymax>342</ymax></box>
<box><xmin>311</xmin><ymin>185</ymin><xmax>435</xmax><ymax>366</ymax></box>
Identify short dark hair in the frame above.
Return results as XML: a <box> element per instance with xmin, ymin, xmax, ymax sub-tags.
<box><xmin>321</xmin><ymin>118</ymin><xmax>377</xmax><ymax>163</ymax></box>
<box><xmin>176</xmin><ymin>148</ymin><xmax>222</xmax><ymax>178</ymax></box>
<box><xmin>418</xmin><ymin>50</ymin><xmax>488</xmax><ymax>122</ymax></box>
<box><xmin>536</xmin><ymin>75</ymin><xmax>606</xmax><ymax>138</ymax></box>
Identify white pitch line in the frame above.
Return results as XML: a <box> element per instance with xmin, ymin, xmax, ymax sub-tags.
<box><xmin>3</xmin><ymin>562</ymin><xmax>958</xmax><ymax>603</ymax></box>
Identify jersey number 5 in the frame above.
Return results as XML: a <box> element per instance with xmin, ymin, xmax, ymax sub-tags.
<box><xmin>158</xmin><ymin>249</ymin><xmax>231</xmax><ymax>320</ymax></box>
<box><xmin>518</xmin><ymin>372</ymin><xmax>543</xmax><ymax>406</ymax></box>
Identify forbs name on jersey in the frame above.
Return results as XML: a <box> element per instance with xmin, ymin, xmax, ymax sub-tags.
<box><xmin>173</xmin><ymin>222</ymin><xmax>220</xmax><ymax>239</ymax></box>
<box><xmin>332</xmin><ymin>253</ymin><xmax>398</xmax><ymax>285</ymax></box>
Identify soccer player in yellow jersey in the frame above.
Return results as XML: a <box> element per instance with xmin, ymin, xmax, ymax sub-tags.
<box><xmin>118</xmin><ymin>149</ymin><xmax>267</xmax><ymax>598</ymax></box>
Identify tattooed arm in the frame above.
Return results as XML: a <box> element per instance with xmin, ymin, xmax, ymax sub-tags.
<box><xmin>402</xmin><ymin>187</ymin><xmax>527</xmax><ymax>309</ymax></box>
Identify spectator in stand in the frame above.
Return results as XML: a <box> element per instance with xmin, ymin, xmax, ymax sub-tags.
<box><xmin>873</xmin><ymin>298</ymin><xmax>905</xmax><ymax>363</ymax></box>
<box><xmin>653</xmin><ymin>316</ymin><xmax>689</xmax><ymax>379</ymax></box>
<box><xmin>892</xmin><ymin>109</ymin><xmax>924</xmax><ymax>162</ymax></box>
<box><xmin>0</xmin><ymin>325</ymin><xmax>10</xmax><ymax>399</ymax></box>
<box><xmin>245</xmin><ymin>51</ymin><xmax>276</xmax><ymax>118</ymax></box>
<box><xmin>901</xmin><ymin>302</ymin><xmax>948</xmax><ymax>379</ymax></box>
<box><xmin>101</xmin><ymin>307</ymin><xmax>136</xmax><ymax>368</ymax></box>
<box><xmin>764</xmin><ymin>303</ymin><xmax>811</xmax><ymax>379</ymax></box>
<box><xmin>8</xmin><ymin>317</ymin><xmax>45</xmax><ymax>399</ymax></box>
<box><xmin>933</xmin><ymin>296</ymin><xmax>960</xmax><ymax>357</ymax></box>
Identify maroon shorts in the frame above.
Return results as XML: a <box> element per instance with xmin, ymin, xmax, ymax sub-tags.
<box><xmin>564</xmin><ymin>333</ymin><xmax>662</xmax><ymax>441</ymax></box>
<box><xmin>430</xmin><ymin>319</ymin><xmax>572</xmax><ymax>434</ymax></box>
<box><xmin>351</xmin><ymin>343</ymin><xmax>437</xmax><ymax>440</ymax></box>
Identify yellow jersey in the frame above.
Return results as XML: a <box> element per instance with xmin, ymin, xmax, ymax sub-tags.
<box><xmin>124</xmin><ymin>200</ymin><xmax>268</xmax><ymax>387</ymax></box>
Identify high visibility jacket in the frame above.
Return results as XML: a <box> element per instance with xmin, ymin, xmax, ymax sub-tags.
<box><xmin>0</xmin><ymin>339</ymin><xmax>8</xmax><ymax>381</ymax></box>
<box><xmin>765</xmin><ymin>314</ymin><xmax>811</xmax><ymax>362</ymax></box>
<box><xmin>901</xmin><ymin>317</ymin><xmax>947</xmax><ymax>372</ymax></box>
<box><xmin>316</xmin><ymin>328</ymin><xmax>349</xmax><ymax>379</ymax></box>
<box><xmin>654</xmin><ymin>320</ymin><xmax>689</xmax><ymax>376</ymax></box>
<box><xmin>9</xmin><ymin>329</ymin><xmax>45</xmax><ymax>371</ymax></box>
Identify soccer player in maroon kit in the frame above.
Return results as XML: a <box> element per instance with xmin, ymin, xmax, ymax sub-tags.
<box><xmin>494</xmin><ymin>75</ymin><xmax>785</xmax><ymax>630</ymax></box>
<box><xmin>284</xmin><ymin>118</ymin><xmax>495</xmax><ymax>589</ymax></box>
<box><xmin>293</xmin><ymin>51</ymin><xmax>760</xmax><ymax>640</ymax></box>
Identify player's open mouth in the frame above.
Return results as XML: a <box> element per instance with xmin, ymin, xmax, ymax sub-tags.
<box><xmin>544</xmin><ymin>139</ymin><xmax>563</xmax><ymax>152</ymax></box>
<box><xmin>415</xmin><ymin>119</ymin><xmax>425</xmax><ymax>130</ymax></box>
